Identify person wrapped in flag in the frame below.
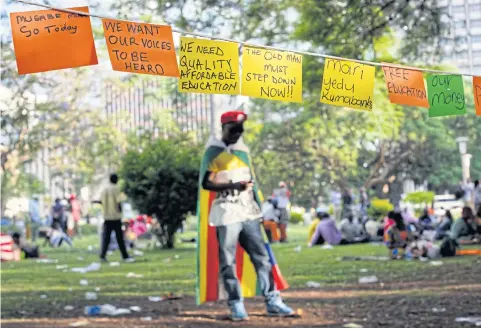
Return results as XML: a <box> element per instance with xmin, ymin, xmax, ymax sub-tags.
<box><xmin>197</xmin><ymin>110</ymin><xmax>293</xmax><ymax>321</ymax></box>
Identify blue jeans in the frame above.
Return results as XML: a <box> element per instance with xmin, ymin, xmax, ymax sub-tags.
<box><xmin>216</xmin><ymin>219</ymin><xmax>279</xmax><ymax>306</ymax></box>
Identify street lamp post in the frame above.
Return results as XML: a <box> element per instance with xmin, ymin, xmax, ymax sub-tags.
<box><xmin>455</xmin><ymin>136</ymin><xmax>471</xmax><ymax>183</ymax></box>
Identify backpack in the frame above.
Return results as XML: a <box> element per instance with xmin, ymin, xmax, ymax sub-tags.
<box><xmin>440</xmin><ymin>238</ymin><xmax>458</xmax><ymax>257</ymax></box>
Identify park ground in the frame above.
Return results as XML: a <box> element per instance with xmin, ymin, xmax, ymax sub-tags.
<box><xmin>1</xmin><ymin>226</ymin><xmax>480</xmax><ymax>328</ymax></box>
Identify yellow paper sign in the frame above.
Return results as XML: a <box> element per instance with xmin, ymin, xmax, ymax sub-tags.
<box><xmin>241</xmin><ymin>47</ymin><xmax>302</xmax><ymax>103</ymax></box>
<box><xmin>178</xmin><ymin>37</ymin><xmax>239</xmax><ymax>94</ymax></box>
<box><xmin>320</xmin><ymin>59</ymin><xmax>376</xmax><ymax>111</ymax></box>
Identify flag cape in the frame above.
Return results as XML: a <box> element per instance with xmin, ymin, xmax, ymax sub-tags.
<box><xmin>196</xmin><ymin>138</ymin><xmax>288</xmax><ymax>305</ymax></box>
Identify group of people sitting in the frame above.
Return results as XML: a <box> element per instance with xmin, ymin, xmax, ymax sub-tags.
<box><xmin>306</xmin><ymin>204</ymin><xmax>481</xmax><ymax>259</ymax></box>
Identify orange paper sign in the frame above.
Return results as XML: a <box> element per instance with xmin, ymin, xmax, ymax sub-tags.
<box><xmin>474</xmin><ymin>76</ymin><xmax>481</xmax><ymax>116</ymax></box>
<box><xmin>10</xmin><ymin>7</ymin><xmax>98</xmax><ymax>75</ymax></box>
<box><xmin>382</xmin><ymin>64</ymin><xmax>428</xmax><ymax>108</ymax></box>
<box><xmin>102</xmin><ymin>19</ymin><xmax>179</xmax><ymax>77</ymax></box>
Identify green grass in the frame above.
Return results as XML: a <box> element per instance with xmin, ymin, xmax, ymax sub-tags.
<box><xmin>1</xmin><ymin>225</ymin><xmax>476</xmax><ymax>316</ymax></box>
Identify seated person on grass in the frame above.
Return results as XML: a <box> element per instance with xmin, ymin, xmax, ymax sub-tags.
<box><xmin>435</xmin><ymin>209</ymin><xmax>454</xmax><ymax>240</ymax></box>
<box><xmin>340</xmin><ymin>216</ymin><xmax>369</xmax><ymax>244</ymax></box>
<box><xmin>11</xmin><ymin>233</ymin><xmax>40</xmax><ymax>258</ymax></box>
<box><xmin>262</xmin><ymin>197</ymin><xmax>280</xmax><ymax>243</ymax></box>
<box><xmin>364</xmin><ymin>217</ymin><xmax>383</xmax><ymax>242</ymax></box>
<box><xmin>451</xmin><ymin>206</ymin><xmax>480</xmax><ymax>245</ymax></box>
<box><xmin>385</xmin><ymin>212</ymin><xmax>412</xmax><ymax>259</ymax></box>
<box><xmin>308</xmin><ymin>212</ymin><xmax>341</xmax><ymax>247</ymax></box>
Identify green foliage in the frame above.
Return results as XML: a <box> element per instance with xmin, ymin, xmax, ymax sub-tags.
<box><xmin>368</xmin><ymin>198</ymin><xmax>394</xmax><ymax>221</ymax></box>
<box><xmin>404</xmin><ymin>191</ymin><xmax>435</xmax><ymax>206</ymax></box>
<box><xmin>120</xmin><ymin>137</ymin><xmax>201</xmax><ymax>248</ymax></box>
<box><xmin>289</xmin><ymin>211</ymin><xmax>303</xmax><ymax>224</ymax></box>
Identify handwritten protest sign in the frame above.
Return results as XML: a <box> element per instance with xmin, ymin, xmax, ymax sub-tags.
<box><xmin>382</xmin><ymin>64</ymin><xmax>428</xmax><ymax>108</ymax></box>
<box><xmin>427</xmin><ymin>74</ymin><xmax>465</xmax><ymax>117</ymax></box>
<box><xmin>241</xmin><ymin>47</ymin><xmax>302</xmax><ymax>102</ymax></box>
<box><xmin>10</xmin><ymin>7</ymin><xmax>98</xmax><ymax>75</ymax></box>
<box><xmin>102</xmin><ymin>19</ymin><xmax>179</xmax><ymax>77</ymax></box>
<box><xmin>320</xmin><ymin>59</ymin><xmax>375</xmax><ymax>111</ymax></box>
<box><xmin>178</xmin><ymin>37</ymin><xmax>239</xmax><ymax>94</ymax></box>
<box><xmin>474</xmin><ymin>76</ymin><xmax>481</xmax><ymax>116</ymax></box>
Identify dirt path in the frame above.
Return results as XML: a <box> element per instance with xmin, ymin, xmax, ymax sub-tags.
<box><xmin>3</xmin><ymin>277</ymin><xmax>481</xmax><ymax>328</ymax></box>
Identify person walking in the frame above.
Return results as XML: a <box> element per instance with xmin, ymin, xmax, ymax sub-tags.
<box><xmin>273</xmin><ymin>182</ymin><xmax>291</xmax><ymax>242</ymax></box>
<box><xmin>198</xmin><ymin>111</ymin><xmax>293</xmax><ymax>321</ymax></box>
<box><xmin>69</xmin><ymin>195</ymin><xmax>82</xmax><ymax>236</ymax></box>
<box><xmin>96</xmin><ymin>174</ymin><xmax>133</xmax><ymax>263</ymax></box>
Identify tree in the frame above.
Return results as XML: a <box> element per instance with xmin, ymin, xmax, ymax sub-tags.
<box><xmin>120</xmin><ymin>136</ymin><xmax>201</xmax><ymax>248</ymax></box>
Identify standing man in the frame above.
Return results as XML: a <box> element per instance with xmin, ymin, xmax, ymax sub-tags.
<box><xmin>96</xmin><ymin>174</ymin><xmax>133</xmax><ymax>263</ymax></box>
<box><xmin>273</xmin><ymin>182</ymin><xmax>291</xmax><ymax>243</ymax></box>
<box><xmin>70</xmin><ymin>195</ymin><xmax>82</xmax><ymax>237</ymax></box>
<box><xmin>29</xmin><ymin>196</ymin><xmax>42</xmax><ymax>242</ymax></box>
<box><xmin>198</xmin><ymin>111</ymin><xmax>293</xmax><ymax>321</ymax></box>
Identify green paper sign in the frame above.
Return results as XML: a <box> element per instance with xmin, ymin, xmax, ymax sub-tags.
<box><xmin>427</xmin><ymin>74</ymin><xmax>466</xmax><ymax>117</ymax></box>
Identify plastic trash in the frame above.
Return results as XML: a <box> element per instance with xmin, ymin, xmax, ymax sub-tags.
<box><xmin>141</xmin><ymin>316</ymin><xmax>152</xmax><ymax>321</ymax></box>
<box><xmin>40</xmin><ymin>294</ymin><xmax>47</xmax><ymax>299</ymax></box>
<box><xmin>344</xmin><ymin>323</ymin><xmax>363</xmax><ymax>328</ymax></box>
<box><xmin>77</xmin><ymin>257</ymin><xmax>84</xmax><ymax>261</ymax></box>
<box><xmin>430</xmin><ymin>261</ymin><xmax>443</xmax><ymax>266</ymax></box>
<box><xmin>87</xmin><ymin>245</ymin><xmax>93</xmax><ymax>251</ymax></box>
<box><xmin>56</xmin><ymin>265</ymin><xmax>69</xmax><ymax>270</ymax></box>
<box><xmin>85</xmin><ymin>292</ymin><xmax>97</xmax><ymax>300</ymax></box>
<box><xmin>174</xmin><ymin>255</ymin><xmax>180</xmax><ymax>259</ymax></box>
<box><xmin>359</xmin><ymin>269</ymin><xmax>368</xmax><ymax>273</ymax></box>
<box><xmin>133</xmin><ymin>250</ymin><xmax>144</xmax><ymax>256</ymax></box>
<box><xmin>71</xmin><ymin>262</ymin><xmax>101</xmax><ymax>274</ymax></box>
<box><xmin>84</xmin><ymin>305</ymin><xmax>101</xmax><ymax>315</ymax></box>
<box><xmin>432</xmin><ymin>307</ymin><xmax>446</xmax><ymax>313</ymax></box>
<box><xmin>306</xmin><ymin>281</ymin><xmax>322</xmax><ymax>288</ymax></box>
<box><xmin>129</xmin><ymin>306</ymin><xmax>141</xmax><ymax>312</ymax></box>
<box><xmin>80</xmin><ymin>280</ymin><xmax>88</xmax><ymax>286</ymax></box>
<box><xmin>163</xmin><ymin>257</ymin><xmax>172</xmax><ymax>263</ymax></box>
<box><xmin>99</xmin><ymin>304</ymin><xmax>117</xmax><ymax>315</ymax></box>
<box><xmin>293</xmin><ymin>245</ymin><xmax>302</xmax><ymax>253</ymax></box>
<box><xmin>126</xmin><ymin>272</ymin><xmax>144</xmax><ymax>278</ymax></box>
<box><xmin>113</xmin><ymin>308</ymin><xmax>131</xmax><ymax>316</ymax></box>
<box><xmin>358</xmin><ymin>275</ymin><xmax>378</xmax><ymax>284</ymax></box>
<box><xmin>148</xmin><ymin>296</ymin><xmax>164</xmax><ymax>302</ymax></box>
<box><xmin>95</xmin><ymin>287</ymin><xmax>101</xmax><ymax>292</ymax></box>
<box><xmin>321</xmin><ymin>244</ymin><xmax>333</xmax><ymax>249</ymax></box>
<box><xmin>109</xmin><ymin>262</ymin><xmax>120</xmax><ymax>267</ymax></box>
<box><xmin>68</xmin><ymin>288</ymin><xmax>73</xmax><ymax>292</ymax></box>
<box><xmin>64</xmin><ymin>305</ymin><xmax>74</xmax><ymax>311</ymax></box>
<box><xmin>455</xmin><ymin>317</ymin><xmax>481</xmax><ymax>325</ymax></box>
<box><xmin>36</xmin><ymin>259</ymin><xmax>58</xmax><ymax>264</ymax></box>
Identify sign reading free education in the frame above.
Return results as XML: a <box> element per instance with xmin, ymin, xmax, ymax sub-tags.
<box><xmin>10</xmin><ymin>7</ymin><xmax>98</xmax><ymax>75</ymax></box>
<box><xmin>102</xmin><ymin>19</ymin><xmax>179</xmax><ymax>77</ymax></box>
<box><xmin>179</xmin><ymin>37</ymin><xmax>240</xmax><ymax>95</ymax></box>
<box><xmin>427</xmin><ymin>74</ymin><xmax>466</xmax><ymax>117</ymax></box>
<box><xmin>382</xmin><ymin>64</ymin><xmax>429</xmax><ymax>108</ymax></box>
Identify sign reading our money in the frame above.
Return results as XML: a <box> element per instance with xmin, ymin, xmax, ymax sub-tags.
<box><xmin>320</xmin><ymin>59</ymin><xmax>375</xmax><ymax>111</ymax></box>
<box><xmin>10</xmin><ymin>7</ymin><xmax>98</xmax><ymax>74</ymax></box>
<box><xmin>178</xmin><ymin>38</ymin><xmax>239</xmax><ymax>94</ymax></box>
<box><xmin>241</xmin><ymin>47</ymin><xmax>302</xmax><ymax>103</ymax></box>
<box><xmin>474</xmin><ymin>76</ymin><xmax>481</xmax><ymax>116</ymax></box>
<box><xmin>102</xmin><ymin>19</ymin><xmax>179</xmax><ymax>77</ymax></box>
<box><xmin>382</xmin><ymin>65</ymin><xmax>429</xmax><ymax>108</ymax></box>
<box><xmin>427</xmin><ymin>74</ymin><xmax>466</xmax><ymax>117</ymax></box>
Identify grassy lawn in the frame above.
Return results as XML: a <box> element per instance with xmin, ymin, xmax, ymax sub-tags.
<box><xmin>1</xmin><ymin>225</ymin><xmax>478</xmax><ymax>319</ymax></box>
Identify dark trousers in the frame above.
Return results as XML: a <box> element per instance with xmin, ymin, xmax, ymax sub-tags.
<box><xmin>100</xmin><ymin>219</ymin><xmax>129</xmax><ymax>259</ymax></box>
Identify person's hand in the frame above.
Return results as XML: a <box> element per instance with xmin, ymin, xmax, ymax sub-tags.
<box><xmin>232</xmin><ymin>181</ymin><xmax>254</xmax><ymax>191</ymax></box>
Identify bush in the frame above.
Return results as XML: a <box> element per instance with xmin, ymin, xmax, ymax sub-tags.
<box><xmin>120</xmin><ymin>137</ymin><xmax>201</xmax><ymax>249</ymax></box>
<box><xmin>404</xmin><ymin>191</ymin><xmax>435</xmax><ymax>207</ymax></box>
<box><xmin>368</xmin><ymin>198</ymin><xmax>394</xmax><ymax>221</ymax></box>
<box><xmin>290</xmin><ymin>211</ymin><xmax>303</xmax><ymax>224</ymax></box>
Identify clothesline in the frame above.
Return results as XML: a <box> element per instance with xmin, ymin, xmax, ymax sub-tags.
<box><xmin>13</xmin><ymin>0</ymin><xmax>480</xmax><ymax>78</ymax></box>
